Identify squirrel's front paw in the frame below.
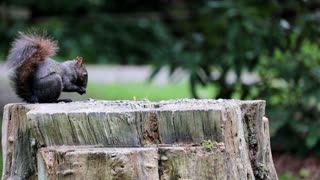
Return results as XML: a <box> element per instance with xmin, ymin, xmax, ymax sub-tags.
<box><xmin>77</xmin><ymin>87</ymin><xmax>86</xmax><ymax>95</ymax></box>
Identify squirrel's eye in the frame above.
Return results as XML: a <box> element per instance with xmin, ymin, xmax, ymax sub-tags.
<box><xmin>83</xmin><ymin>73</ymin><xmax>87</xmax><ymax>77</ymax></box>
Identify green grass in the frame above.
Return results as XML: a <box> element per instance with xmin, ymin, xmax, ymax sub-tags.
<box><xmin>86</xmin><ymin>81</ymin><xmax>192</xmax><ymax>100</ymax></box>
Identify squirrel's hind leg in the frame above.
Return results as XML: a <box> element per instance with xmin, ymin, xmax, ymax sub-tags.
<box><xmin>32</xmin><ymin>73</ymin><xmax>63</xmax><ymax>103</ymax></box>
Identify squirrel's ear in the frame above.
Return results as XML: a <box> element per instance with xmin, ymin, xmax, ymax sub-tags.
<box><xmin>75</xmin><ymin>56</ymin><xmax>83</xmax><ymax>65</ymax></box>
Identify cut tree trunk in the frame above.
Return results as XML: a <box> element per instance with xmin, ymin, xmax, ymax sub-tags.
<box><xmin>2</xmin><ymin>99</ymin><xmax>278</xmax><ymax>180</ymax></box>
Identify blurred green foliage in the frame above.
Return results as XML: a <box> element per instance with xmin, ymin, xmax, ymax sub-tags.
<box><xmin>2</xmin><ymin>0</ymin><xmax>320</xmax><ymax>156</ymax></box>
<box><xmin>0</xmin><ymin>0</ymin><xmax>172</xmax><ymax>64</ymax></box>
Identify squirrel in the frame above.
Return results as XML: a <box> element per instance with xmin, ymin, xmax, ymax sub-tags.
<box><xmin>6</xmin><ymin>32</ymin><xmax>88</xmax><ymax>103</ymax></box>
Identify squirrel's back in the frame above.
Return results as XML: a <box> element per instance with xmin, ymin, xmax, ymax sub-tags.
<box><xmin>7</xmin><ymin>32</ymin><xmax>59</xmax><ymax>102</ymax></box>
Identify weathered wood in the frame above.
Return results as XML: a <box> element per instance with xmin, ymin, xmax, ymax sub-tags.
<box><xmin>26</xmin><ymin>100</ymin><xmax>226</xmax><ymax>147</ymax></box>
<box><xmin>37</xmin><ymin>146</ymin><xmax>159</xmax><ymax>180</ymax></box>
<box><xmin>158</xmin><ymin>146</ymin><xmax>227</xmax><ymax>180</ymax></box>
<box><xmin>38</xmin><ymin>146</ymin><xmax>227</xmax><ymax>180</ymax></box>
<box><xmin>2</xmin><ymin>99</ymin><xmax>278</xmax><ymax>179</ymax></box>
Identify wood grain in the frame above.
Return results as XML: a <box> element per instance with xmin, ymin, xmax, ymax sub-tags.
<box><xmin>2</xmin><ymin>99</ymin><xmax>278</xmax><ymax>179</ymax></box>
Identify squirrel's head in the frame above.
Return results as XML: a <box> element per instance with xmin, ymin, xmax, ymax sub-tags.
<box><xmin>74</xmin><ymin>56</ymin><xmax>88</xmax><ymax>95</ymax></box>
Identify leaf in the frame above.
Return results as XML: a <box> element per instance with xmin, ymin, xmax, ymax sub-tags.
<box><xmin>305</xmin><ymin>123</ymin><xmax>320</xmax><ymax>149</ymax></box>
<box><xmin>306</xmin><ymin>135</ymin><xmax>318</xmax><ymax>149</ymax></box>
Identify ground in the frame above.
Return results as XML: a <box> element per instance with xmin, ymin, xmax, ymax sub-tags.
<box><xmin>274</xmin><ymin>153</ymin><xmax>320</xmax><ymax>179</ymax></box>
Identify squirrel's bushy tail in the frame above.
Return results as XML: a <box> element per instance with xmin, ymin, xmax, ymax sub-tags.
<box><xmin>7</xmin><ymin>32</ymin><xmax>58</xmax><ymax>102</ymax></box>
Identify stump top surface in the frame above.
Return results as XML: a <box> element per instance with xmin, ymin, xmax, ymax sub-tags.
<box><xmin>7</xmin><ymin>99</ymin><xmax>265</xmax><ymax>114</ymax></box>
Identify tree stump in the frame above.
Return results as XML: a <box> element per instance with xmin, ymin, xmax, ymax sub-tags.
<box><xmin>2</xmin><ymin>99</ymin><xmax>278</xmax><ymax>179</ymax></box>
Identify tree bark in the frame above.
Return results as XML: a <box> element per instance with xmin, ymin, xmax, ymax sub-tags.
<box><xmin>38</xmin><ymin>146</ymin><xmax>159</xmax><ymax>180</ymax></box>
<box><xmin>2</xmin><ymin>99</ymin><xmax>278</xmax><ymax>179</ymax></box>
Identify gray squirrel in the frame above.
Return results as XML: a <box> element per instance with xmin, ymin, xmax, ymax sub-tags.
<box><xmin>6</xmin><ymin>32</ymin><xmax>88</xmax><ymax>103</ymax></box>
